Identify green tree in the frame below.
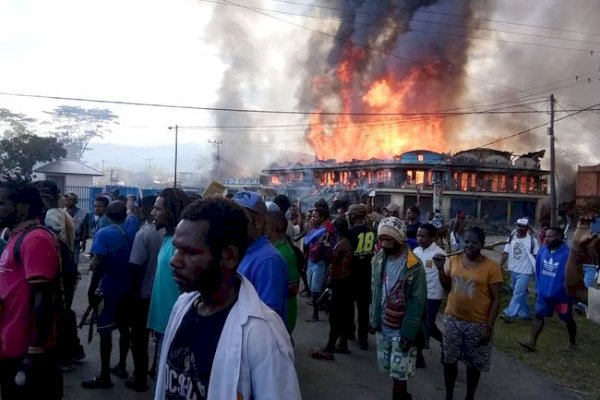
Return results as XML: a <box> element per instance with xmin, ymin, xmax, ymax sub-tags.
<box><xmin>44</xmin><ymin>105</ymin><xmax>119</xmax><ymax>160</ymax></box>
<box><xmin>0</xmin><ymin>134</ymin><xmax>67</xmax><ymax>176</ymax></box>
<box><xmin>0</xmin><ymin>108</ymin><xmax>36</xmax><ymax>138</ymax></box>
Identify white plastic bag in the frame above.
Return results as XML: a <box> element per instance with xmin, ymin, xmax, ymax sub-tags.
<box><xmin>588</xmin><ymin>286</ymin><xmax>600</xmax><ymax>325</ymax></box>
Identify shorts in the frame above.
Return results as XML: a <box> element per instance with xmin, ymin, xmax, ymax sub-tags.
<box><xmin>535</xmin><ymin>296</ymin><xmax>573</xmax><ymax>320</ymax></box>
<box><xmin>97</xmin><ymin>294</ymin><xmax>131</xmax><ymax>336</ymax></box>
<box><xmin>375</xmin><ymin>333</ymin><xmax>417</xmax><ymax>381</ymax></box>
<box><xmin>307</xmin><ymin>260</ymin><xmax>327</xmax><ymax>293</ymax></box>
<box><xmin>442</xmin><ymin>314</ymin><xmax>492</xmax><ymax>372</ymax></box>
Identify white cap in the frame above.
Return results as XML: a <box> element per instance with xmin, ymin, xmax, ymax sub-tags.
<box><xmin>517</xmin><ymin>218</ymin><xmax>529</xmax><ymax>226</ymax></box>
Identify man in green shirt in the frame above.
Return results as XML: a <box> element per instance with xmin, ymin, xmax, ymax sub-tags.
<box><xmin>266</xmin><ymin>206</ymin><xmax>300</xmax><ymax>334</ymax></box>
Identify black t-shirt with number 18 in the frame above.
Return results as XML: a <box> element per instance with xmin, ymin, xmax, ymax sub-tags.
<box><xmin>348</xmin><ymin>225</ymin><xmax>375</xmax><ymax>296</ymax></box>
<box><xmin>165</xmin><ymin>300</ymin><xmax>235</xmax><ymax>400</ymax></box>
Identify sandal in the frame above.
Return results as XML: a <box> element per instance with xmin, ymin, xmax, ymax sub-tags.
<box><xmin>110</xmin><ymin>365</ymin><xmax>129</xmax><ymax>379</ymax></box>
<box><xmin>310</xmin><ymin>347</ymin><xmax>334</xmax><ymax>360</ymax></box>
<box><xmin>81</xmin><ymin>376</ymin><xmax>114</xmax><ymax>389</ymax></box>
<box><xmin>334</xmin><ymin>346</ymin><xmax>351</xmax><ymax>354</ymax></box>
<box><xmin>518</xmin><ymin>341</ymin><xmax>536</xmax><ymax>353</ymax></box>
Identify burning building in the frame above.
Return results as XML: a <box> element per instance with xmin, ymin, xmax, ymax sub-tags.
<box><xmin>263</xmin><ymin>148</ymin><xmax>549</xmax><ymax>225</ymax></box>
<box><xmin>576</xmin><ymin>164</ymin><xmax>600</xmax><ymax>208</ymax></box>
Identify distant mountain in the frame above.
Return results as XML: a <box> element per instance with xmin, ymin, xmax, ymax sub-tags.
<box><xmin>82</xmin><ymin>142</ymin><xmax>314</xmax><ymax>175</ymax></box>
<box><xmin>82</xmin><ymin>142</ymin><xmax>215</xmax><ymax>175</ymax></box>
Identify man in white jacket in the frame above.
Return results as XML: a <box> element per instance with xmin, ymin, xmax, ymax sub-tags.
<box><xmin>154</xmin><ymin>197</ymin><xmax>302</xmax><ymax>400</ymax></box>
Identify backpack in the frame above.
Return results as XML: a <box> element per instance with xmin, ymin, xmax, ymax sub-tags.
<box><xmin>13</xmin><ymin>224</ymin><xmax>79</xmax><ymax>351</ymax></box>
<box><xmin>507</xmin><ymin>232</ymin><xmax>537</xmax><ymax>256</ymax></box>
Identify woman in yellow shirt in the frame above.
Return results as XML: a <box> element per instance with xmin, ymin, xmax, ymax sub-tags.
<box><xmin>433</xmin><ymin>227</ymin><xmax>503</xmax><ymax>400</ymax></box>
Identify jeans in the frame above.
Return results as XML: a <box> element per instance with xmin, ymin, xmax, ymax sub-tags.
<box><xmin>503</xmin><ymin>272</ymin><xmax>532</xmax><ymax>319</ymax></box>
<box><xmin>307</xmin><ymin>260</ymin><xmax>327</xmax><ymax>293</ymax></box>
<box><xmin>583</xmin><ymin>264</ymin><xmax>599</xmax><ymax>288</ymax></box>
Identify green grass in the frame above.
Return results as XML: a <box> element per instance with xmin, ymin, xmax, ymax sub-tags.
<box><xmin>493</xmin><ymin>284</ymin><xmax>600</xmax><ymax>399</ymax></box>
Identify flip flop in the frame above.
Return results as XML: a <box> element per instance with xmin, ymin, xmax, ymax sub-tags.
<box><xmin>334</xmin><ymin>346</ymin><xmax>351</xmax><ymax>354</ymax></box>
<box><xmin>518</xmin><ymin>341</ymin><xmax>536</xmax><ymax>352</ymax></box>
<box><xmin>310</xmin><ymin>347</ymin><xmax>334</xmax><ymax>360</ymax></box>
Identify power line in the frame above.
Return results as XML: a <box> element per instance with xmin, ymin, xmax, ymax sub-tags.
<box><xmin>1</xmin><ymin>91</ymin><xmax>579</xmax><ymax>116</ymax></box>
<box><xmin>448</xmin><ymin>71</ymin><xmax>600</xmax><ymax>113</ymax></box>
<box><xmin>215</xmin><ymin>0</ymin><xmax>525</xmax><ymax>95</ymax></box>
<box><xmin>556</xmin><ymin>101</ymin><xmax>600</xmax><ymax>132</ymax></box>
<box><xmin>245</xmin><ymin>0</ymin><xmax>600</xmax><ymax>53</ymax></box>
<box><xmin>471</xmin><ymin>100</ymin><xmax>600</xmax><ymax>149</ymax></box>
<box><xmin>220</xmin><ymin>157</ymin><xmax>263</xmax><ymax>176</ymax></box>
<box><xmin>326</xmin><ymin>0</ymin><xmax>600</xmax><ymax>39</ymax></box>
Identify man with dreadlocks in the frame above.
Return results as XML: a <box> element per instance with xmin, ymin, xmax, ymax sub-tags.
<box><xmin>147</xmin><ymin>188</ymin><xmax>191</xmax><ymax>378</ymax></box>
<box><xmin>0</xmin><ymin>177</ymin><xmax>62</xmax><ymax>399</ymax></box>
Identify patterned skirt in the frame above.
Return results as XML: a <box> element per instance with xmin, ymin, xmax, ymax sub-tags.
<box><xmin>442</xmin><ymin>313</ymin><xmax>493</xmax><ymax>372</ymax></box>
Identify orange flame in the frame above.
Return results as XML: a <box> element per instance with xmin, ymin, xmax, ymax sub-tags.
<box><xmin>271</xmin><ymin>176</ymin><xmax>281</xmax><ymax>185</ymax></box>
<box><xmin>308</xmin><ymin>47</ymin><xmax>447</xmax><ymax>161</ymax></box>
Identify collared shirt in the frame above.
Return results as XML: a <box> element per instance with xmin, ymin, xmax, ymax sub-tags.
<box><xmin>238</xmin><ymin>235</ymin><xmax>288</xmax><ymax>322</ymax></box>
<box><xmin>155</xmin><ymin>276</ymin><xmax>301</xmax><ymax>400</ymax></box>
<box><xmin>414</xmin><ymin>242</ymin><xmax>447</xmax><ymax>300</ymax></box>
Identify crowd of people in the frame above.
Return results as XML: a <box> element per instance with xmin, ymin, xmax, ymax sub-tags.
<box><xmin>0</xmin><ymin>178</ymin><xmax>597</xmax><ymax>400</ymax></box>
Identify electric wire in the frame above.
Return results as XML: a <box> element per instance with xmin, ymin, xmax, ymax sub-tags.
<box><xmin>215</xmin><ymin>0</ymin><xmax>526</xmax><ymax>95</ymax></box>
<box><xmin>326</xmin><ymin>0</ymin><xmax>600</xmax><ymax>39</ymax></box>
<box><xmin>0</xmin><ymin>91</ymin><xmax>570</xmax><ymax>117</ymax></box>
<box><xmin>471</xmin><ymin>100</ymin><xmax>600</xmax><ymax>149</ymax></box>
<box><xmin>232</xmin><ymin>0</ymin><xmax>600</xmax><ymax>53</ymax></box>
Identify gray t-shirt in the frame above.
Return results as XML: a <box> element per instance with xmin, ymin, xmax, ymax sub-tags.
<box><xmin>129</xmin><ymin>222</ymin><xmax>165</xmax><ymax>299</ymax></box>
<box><xmin>381</xmin><ymin>254</ymin><xmax>406</xmax><ymax>338</ymax></box>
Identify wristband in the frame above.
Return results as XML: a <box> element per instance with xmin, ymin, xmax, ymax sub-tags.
<box><xmin>27</xmin><ymin>346</ymin><xmax>44</xmax><ymax>355</ymax></box>
<box><xmin>570</xmin><ymin>248</ymin><xmax>585</xmax><ymax>256</ymax></box>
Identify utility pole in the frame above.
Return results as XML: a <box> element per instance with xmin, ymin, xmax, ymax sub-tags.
<box><xmin>549</xmin><ymin>94</ymin><xmax>557</xmax><ymax>226</ymax></box>
<box><xmin>169</xmin><ymin>125</ymin><xmax>179</xmax><ymax>187</ymax></box>
<box><xmin>101</xmin><ymin>160</ymin><xmax>105</xmax><ymax>186</ymax></box>
<box><xmin>208</xmin><ymin>139</ymin><xmax>223</xmax><ymax>183</ymax></box>
<box><xmin>144</xmin><ymin>158</ymin><xmax>153</xmax><ymax>176</ymax></box>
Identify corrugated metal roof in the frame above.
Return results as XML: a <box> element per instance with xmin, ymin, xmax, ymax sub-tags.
<box><xmin>34</xmin><ymin>160</ymin><xmax>103</xmax><ymax>176</ymax></box>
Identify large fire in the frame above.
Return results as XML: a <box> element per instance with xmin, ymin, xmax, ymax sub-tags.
<box><xmin>307</xmin><ymin>45</ymin><xmax>447</xmax><ymax>161</ymax></box>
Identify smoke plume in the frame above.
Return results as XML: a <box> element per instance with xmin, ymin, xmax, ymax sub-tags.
<box><xmin>203</xmin><ymin>0</ymin><xmax>600</xmax><ymax>194</ymax></box>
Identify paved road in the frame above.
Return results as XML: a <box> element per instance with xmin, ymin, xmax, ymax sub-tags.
<box><xmin>62</xmin><ymin>245</ymin><xmax>582</xmax><ymax>400</ymax></box>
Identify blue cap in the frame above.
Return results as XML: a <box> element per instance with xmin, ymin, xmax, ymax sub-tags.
<box><xmin>232</xmin><ymin>191</ymin><xmax>267</xmax><ymax>215</ymax></box>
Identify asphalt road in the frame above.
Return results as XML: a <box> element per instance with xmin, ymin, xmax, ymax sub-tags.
<box><xmin>62</xmin><ymin>242</ymin><xmax>582</xmax><ymax>400</ymax></box>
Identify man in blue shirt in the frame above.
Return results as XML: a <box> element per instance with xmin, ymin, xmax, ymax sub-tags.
<box><xmin>233</xmin><ymin>191</ymin><xmax>288</xmax><ymax>323</ymax></box>
<box><xmin>88</xmin><ymin>196</ymin><xmax>111</xmax><ymax>238</ymax></box>
<box><xmin>519</xmin><ymin>227</ymin><xmax>576</xmax><ymax>352</ymax></box>
<box><xmin>82</xmin><ymin>201</ymin><xmax>134</xmax><ymax>389</ymax></box>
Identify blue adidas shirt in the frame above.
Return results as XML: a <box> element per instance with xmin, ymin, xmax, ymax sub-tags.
<box><xmin>535</xmin><ymin>242</ymin><xmax>570</xmax><ymax>301</ymax></box>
